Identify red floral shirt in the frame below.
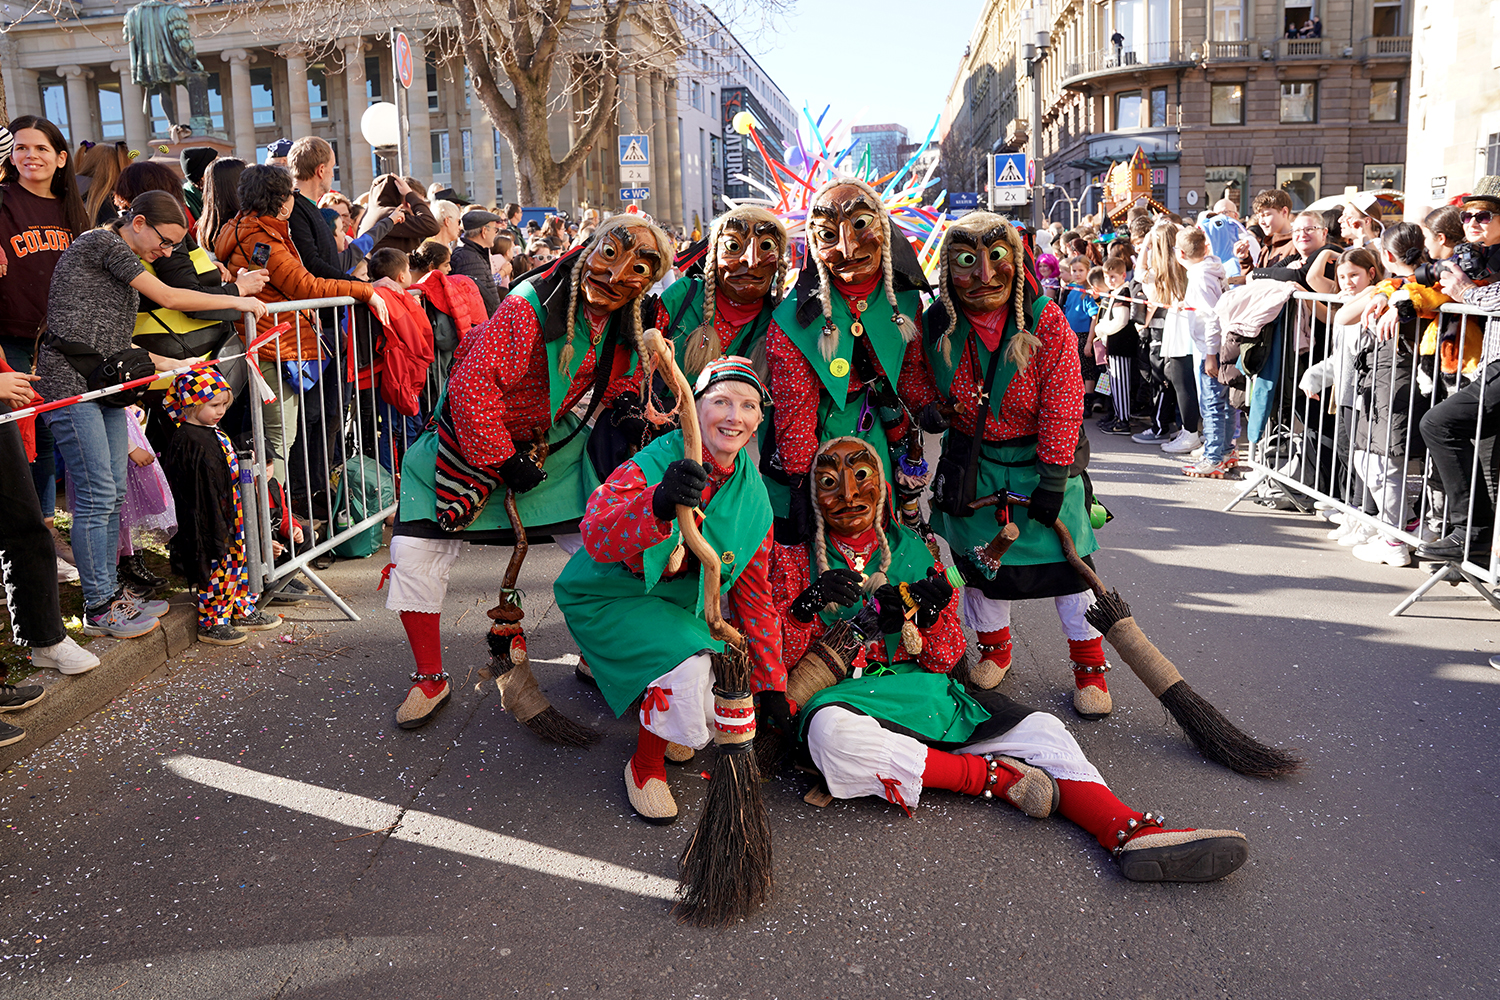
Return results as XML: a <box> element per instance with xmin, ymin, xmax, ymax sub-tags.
<box><xmin>447</xmin><ymin>295</ymin><xmax>641</xmax><ymax>467</ymax></box>
<box><xmin>580</xmin><ymin>450</ymin><xmax>783</xmax><ymax>693</ymax></box>
<box><xmin>900</xmin><ymin>299</ymin><xmax>1084</xmax><ymax>467</ymax></box>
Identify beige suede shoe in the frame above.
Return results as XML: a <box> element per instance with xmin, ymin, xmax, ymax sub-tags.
<box><xmin>664</xmin><ymin>742</ymin><xmax>696</xmax><ymax>765</ymax></box>
<box><xmin>1116</xmin><ymin>826</ymin><xmax>1249</xmax><ymax>883</ymax></box>
<box><xmin>1072</xmin><ymin>663</ymin><xmax>1113</xmax><ymax>720</ymax></box>
<box><xmin>984</xmin><ymin>755</ymin><xmax>1061</xmax><ymax>819</ymax></box>
<box><xmin>395</xmin><ymin>675</ymin><xmax>451</xmax><ymax>730</ymax></box>
<box><xmin>968</xmin><ymin>657</ymin><xmax>1008</xmax><ymax>689</ymax></box>
<box><xmin>624</xmin><ymin>760</ymin><xmax>678</xmax><ymax>825</ymax></box>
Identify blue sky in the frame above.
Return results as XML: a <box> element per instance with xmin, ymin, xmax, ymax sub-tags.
<box><xmin>729</xmin><ymin>0</ymin><xmax>984</xmax><ymax>143</ymax></box>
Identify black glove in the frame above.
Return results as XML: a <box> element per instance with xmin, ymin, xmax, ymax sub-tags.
<box><xmin>1027</xmin><ymin>487</ymin><xmax>1065</xmax><ymax>528</ymax></box>
<box><xmin>650</xmin><ymin>459</ymin><xmax>707</xmax><ymax>520</ymax></box>
<box><xmin>777</xmin><ymin>473</ymin><xmax>813</xmax><ymax>545</ymax></box>
<box><xmin>606</xmin><ymin>393</ymin><xmax>649</xmax><ymax>445</ymax></box>
<box><xmin>872</xmin><ymin>584</ymin><xmax>907</xmax><ymax>635</ymax></box>
<box><xmin>498</xmin><ymin>452</ymin><xmax>547</xmax><ymax>494</ymax></box>
<box><xmin>789</xmin><ymin>567</ymin><xmax>864</xmax><ymax>623</ymax></box>
<box><xmin>757</xmin><ymin>689</ymin><xmax>796</xmax><ymax>735</ymax></box>
<box><xmin>909</xmin><ymin>571</ymin><xmax>954</xmax><ymax>629</ymax></box>
<box><xmin>918</xmin><ymin>401</ymin><xmax>951</xmax><ymax>433</ymax></box>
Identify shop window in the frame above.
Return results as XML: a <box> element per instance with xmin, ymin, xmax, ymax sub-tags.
<box><xmin>1211</xmin><ymin>84</ymin><xmax>1244</xmax><ymax>125</ymax></box>
<box><xmin>1363</xmin><ymin>164</ymin><xmax>1403</xmax><ymax>192</ymax></box>
<box><xmin>1205</xmin><ymin>166</ymin><xmax>1248</xmax><ymax>215</ymax></box>
<box><xmin>1275</xmin><ymin>166</ymin><xmax>1320</xmax><ymax>210</ymax></box>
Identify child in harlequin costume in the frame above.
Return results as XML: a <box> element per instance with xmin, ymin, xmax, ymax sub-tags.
<box><xmin>658</xmin><ymin>207</ymin><xmax>789</xmax><ymax>382</ymax></box>
<box><xmin>382</xmin><ymin>215</ymin><xmax>675</xmax><ymax>730</ymax></box>
<box><xmin>160</xmin><ymin>369</ymin><xmax>283</xmax><ymax>647</ymax></box>
<box><xmin>773</xmin><ymin>437</ymin><xmax>1250</xmax><ymax>883</ymax></box>
<box><xmin>555</xmin><ymin>358</ymin><xmax>782</xmax><ymax>826</ymax></box>
<box><xmin>765</xmin><ymin>177</ymin><xmax>931</xmax><ymax>545</ymax></box>
<box><xmin>899</xmin><ymin>213</ymin><xmax>1115</xmax><ymax>719</ymax></box>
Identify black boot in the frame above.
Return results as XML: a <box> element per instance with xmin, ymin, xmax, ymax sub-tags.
<box><xmin>119</xmin><ymin>552</ymin><xmax>167</xmax><ymax>591</ymax></box>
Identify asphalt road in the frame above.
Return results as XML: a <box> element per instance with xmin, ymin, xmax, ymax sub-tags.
<box><xmin>2</xmin><ymin>433</ymin><xmax>1496</xmax><ymax>999</ymax></box>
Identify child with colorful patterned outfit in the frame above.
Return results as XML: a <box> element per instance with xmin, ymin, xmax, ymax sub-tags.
<box><xmin>160</xmin><ymin>369</ymin><xmax>282</xmax><ymax>646</ymax></box>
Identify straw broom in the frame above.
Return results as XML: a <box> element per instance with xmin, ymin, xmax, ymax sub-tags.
<box><xmin>971</xmin><ymin>492</ymin><xmax>1302</xmax><ymax>778</ymax></box>
<box><xmin>639</xmin><ymin>329</ymin><xmax>774</xmax><ymax>926</ymax></box>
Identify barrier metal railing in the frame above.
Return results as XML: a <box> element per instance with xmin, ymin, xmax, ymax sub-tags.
<box><xmin>240</xmin><ymin>296</ymin><xmax>439</xmax><ymax>621</ymax></box>
<box><xmin>1222</xmin><ymin>289</ymin><xmax>1499</xmax><ymax>617</ymax></box>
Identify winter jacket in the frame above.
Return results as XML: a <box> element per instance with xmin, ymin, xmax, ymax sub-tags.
<box><xmin>449</xmin><ymin>236</ymin><xmax>501</xmax><ymax>317</ymax></box>
<box><xmin>1183</xmin><ymin>256</ymin><xmax>1227</xmax><ymax>354</ymax></box>
<box><xmin>214</xmin><ymin>213</ymin><xmax>375</xmax><ymax>363</ymax></box>
<box><xmin>287</xmin><ymin>193</ymin><xmax>388</xmax><ymax>280</ymax></box>
<box><xmin>415</xmin><ymin>270</ymin><xmax>488</xmax><ymax>341</ymax></box>
<box><xmin>358</xmin><ymin>176</ymin><xmax>440</xmax><ymax>254</ymax></box>
<box><xmin>370</xmin><ymin>285</ymin><xmax>436</xmax><ymax>417</ymax></box>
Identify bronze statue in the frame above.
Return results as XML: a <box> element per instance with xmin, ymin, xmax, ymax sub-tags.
<box><xmin>123</xmin><ymin>1</ymin><xmax>212</xmax><ymax>134</ymax></box>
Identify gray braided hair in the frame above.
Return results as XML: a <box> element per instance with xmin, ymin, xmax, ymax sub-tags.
<box><xmin>556</xmin><ymin>214</ymin><xmax>674</xmax><ymax>380</ymax></box>
<box><xmin>683</xmin><ymin>207</ymin><xmax>788</xmax><ymax>377</ymax></box>
<box><xmin>807</xmin><ymin>176</ymin><xmax>917</xmax><ymax>359</ymax></box>
<box><xmin>933</xmin><ymin>212</ymin><xmax>1039</xmax><ymax>373</ymax></box>
<box><xmin>809</xmin><ymin>436</ymin><xmax>894</xmax><ymax>601</ymax></box>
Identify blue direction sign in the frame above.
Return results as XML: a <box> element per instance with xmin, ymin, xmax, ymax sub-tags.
<box><xmin>620</xmin><ymin>186</ymin><xmax>651</xmax><ymax>201</ymax></box>
<box><xmin>949</xmin><ymin>191</ymin><xmax>981</xmax><ymax>211</ymax></box>
<box><xmin>618</xmin><ymin>134</ymin><xmax>650</xmax><ymax>167</ymax></box>
<box><xmin>993</xmin><ymin>152</ymin><xmax>1027</xmax><ymax>187</ymax></box>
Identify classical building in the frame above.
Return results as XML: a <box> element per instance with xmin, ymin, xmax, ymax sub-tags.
<box><xmin>940</xmin><ymin>0</ymin><xmax>1411</xmax><ymax>224</ymax></box>
<box><xmin>0</xmin><ymin>0</ymin><xmax>793</xmax><ymax>230</ymax></box>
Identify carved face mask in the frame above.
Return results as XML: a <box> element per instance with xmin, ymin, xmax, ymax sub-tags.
<box><xmin>813</xmin><ymin>439</ymin><xmax>883</xmax><ymax>537</ymax></box>
<box><xmin>808</xmin><ymin>184</ymin><xmax>885</xmax><ymax>286</ymax></box>
<box><xmin>716</xmin><ymin>218</ymin><xmax>784</xmax><ymax>305</ymax></box>
<box><xmin>580</xmin><ymin>226</ymin><xmax>662</xmax><ymax>312</ymax></box>
<box><xmin>948</xmin><ymin>227</ymin><xmax>1017</xmax><ymax>314</ymax></box>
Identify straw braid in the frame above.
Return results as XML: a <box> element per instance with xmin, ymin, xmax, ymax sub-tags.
<box><xmin>809</xmin><ymin>437</ymin><xmax>893</xmax><ymax>603</ymax></box>
<box><xmin>683</xmin><ymin>238</ymin><xmax>721</xmax><ymax>376</ymax></box>
<box><xmin>935</xmin><ymin>246</ymin><xmax>958</xmax><ymax>367</ymax></box>
<box><xmin>935</xmin><ymin>213</ymin><xmax>1040</xmax><ymax>374</ymax></box>
<box><xmin>808</xmin><ymin>176</ymin><xmax>918</xmax><ymax>357</ymax></box>
<box><xmin>557</xmin><ymin>254</ymin><xmax>586</xmax><ymax>378</ymax></box>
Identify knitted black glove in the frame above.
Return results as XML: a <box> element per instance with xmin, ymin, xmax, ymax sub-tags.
<box><xmin>872</xmin><ymin>584</ymin><xmax>908</xmax><ymax>635</ymax></box>
<box><xmin>498</xmin><ymin>452</ymin><xmax>547</xmax><ymax>494</ymax></box>
<box><xmin>789</xmin><ymin>567</ymin><xmax>864</xmax><ymax>623</ymax></box>
<box><xmin>1027</xmin><ymin>487</ymin><xmax>1065</xmax><ymax>527</ymax></box>
<box><xmin>909</xmin><ymin>571</ymin><xmax>954</xmax><ymax>629</ymax></box>
<box><xmin>650</xmin><ymin>459</ymin><xmax>707</xmax><ymax>521</ymax></box>
<box><xmin>918</xmin><ymin>401</ymin><xmax>952</xmax><ymax>433</ymax></box>
<box><xmin>757</xmin><ymin>689</ymin><xmax>796</xmax><ymax>735</ymax></box>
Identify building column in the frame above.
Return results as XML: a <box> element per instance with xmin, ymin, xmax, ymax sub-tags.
<box><xmin>222</xmin><ymin>49</ymin><xmax>256</xmax><ymax>161</ymax></box>
<box><xmin>57</xmin><ymin>65</ymin><xmax>91</xmax><ymax>145</ymax></box>
<box><xmin>664</xmin><ymin>77</ymin><xmax>684</xmax><ymax>229</ymax></box>
<box><xmin>110</xmin><ymin>60</ymin><xmax>151</xmax><ymax>151</ymax></box>
<box><xmin>405</xmin><ymin>35</ymin><xmax>434</xmax><ymax>185</ymax></box>
<box><xmin>469</xmin><ymin>100</ymin><xmax>496</xmax><ymax>206</ymax></box>
<box><xmin>634</xmin><ymin>69</ymin><xmax>654</xmax><ymax>217</ymax></box>
<box><xmin>649</xmin><ymin>72</ymin><xmax>674</xmax><ymax>228</ymax></box>
<box><xmin>283</xmin><ymin>47</ymin><xmax>313</xmax><ymax>140</ymax></box>
<box><xmin>341</xmin><ymin>38</ymin><xmax>371</xmax><ymax>192</ymax></box>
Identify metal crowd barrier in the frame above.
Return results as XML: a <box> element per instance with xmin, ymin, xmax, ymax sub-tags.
<box><xmin>1222</xmin><ymin>289</ymin><xmax>1500</xmax><ymax>617</ymax></box>
<box><xmin>237</xmin><ymin>296</ymin><xmax>440</xmax><ymax>621</ymax></box>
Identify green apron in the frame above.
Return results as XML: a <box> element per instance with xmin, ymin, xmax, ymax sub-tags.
<box><xmin>554</xmin><ymin>431</ymin><xmax>773</xmax><ymax>716</ymax></box>
<box><xmin>765</xmin><ymin>284</ymin><xmax>922</xmax><ymax>518</ymax></box>
<box><xmin>661</xmin><ymin>276</ymin><xmax>773</xmax><ymax>380</ymax></box>
<box><xmin>397</xmin><ymin>279</ymin><xmax>634</xmax><ymax>531</ymax></box>
<box><xmin>926</xmin><ymin>304</ymin><xmax>1097</xmax><ymax>569</ymax></box>
<box><xmin>811</xmin><ymin>519</ymin><xmax>938</xmax><ymax>666</ymax></box>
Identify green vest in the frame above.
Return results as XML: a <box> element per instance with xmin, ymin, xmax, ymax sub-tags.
<box><xmin>661</xmin><ymin>276</ymin><xmax>772</xmax><ymax>381</ymax></box>
<box><xmin>510</xmin><ymin>278</ymin><xmax>638</xmax><ymax>423</ymax></box>
<box><xmin>770</xmin><ymin>283</ymin><xmax>921</xmax><ymax>411</ymax></box>
<box><xmin>812</xmin><ymin>519</ymin><xmax>936</xmax><ymax>666</ymax></box>
<box><xmin>554</xmin><ymin>431</ymin><xmax>773</xmax><ymax>715</ymax></box>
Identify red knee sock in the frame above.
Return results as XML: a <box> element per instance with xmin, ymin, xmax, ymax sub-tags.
<box><xmin>1057</xmin><ymin>778</ymin><xmax>1143</xmax><ymax>850</ymax></box>
<box><xmin>978</xmin><ymin>627</ymin><xmax>1012</xmax><ymax>667</ymax></box>
<box><xmin>630</xmin><ymin>725</ymin><xmax>668</xmax><ymax>789</ymax></box>
<box><xmin>1068</xmin><ymin>637</ymin><xmax>1108</xmax><ymax>690</ymax></box>
<box><xmin>400</xmin><ymin>611</ymin><xmax>444</xmax><ymax>679</ymax></box>
<box><xmin>922</xmin><ymin>749</ymin><xmax>989</xmax><ymax>796</ymax></box>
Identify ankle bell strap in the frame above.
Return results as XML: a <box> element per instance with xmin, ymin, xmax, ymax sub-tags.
<box><xmin>1111</xmin><ymin>810</ymin><xmax>1165</xmax><ymax>857</ymax></box>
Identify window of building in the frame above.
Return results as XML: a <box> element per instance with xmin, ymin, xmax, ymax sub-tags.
<box><xmin>691</xmin><ymin>80</ymin><xmax>703</xmax><ymax>112</ymax></box>
<box><xmin>1283</xmin><ymin>1</ymin><xmax>1315</xmax><ymax>37</ymax></box>
<box><xmin>1275</xmin><ymin>166</ymin><xmax>1320</xmax><ymax>210</ymax></box>
<box><xmin>97</xmin><ymin>81</ymin><xmax>126</xmax><ymax>140</ymax></box>
<box><xmin>1150</xmin><ymin>86</ymin><xmax>1168</xmax><ymax>127</ymax></box>
<box><xmin>431</xmin><ymin>130</ymin><xmax>451</xmax><ymax>176</ymax></box>
<box><xmin>1369</xmin><ymin>80</ymin><xmax>1401</xmax><ymax>121</ymax></box>
<box><xmin>1280</xmin><ymin>81</ymin><xmax>1317</xmax><ymax>123</ymax></box>
<box><xmin>494</xmin><ymin>127</ymin><xmax>504</xmax><ymax>170</ymax></box>
<box><xmin>366</xmin><ymin>56</ymin><xmax>382</xmax><ymax>104</ymax></box>
<box><xmin>250</xmin><ymin>67</ymin><xmax>276</xmax><ymax>126</ymax></box>
<box><xmin>464</xmin><ymin>66</ymin><xmax>472</xmax><ymax>108</ymax></box>
<box><xmin>39</xmin><ymin>78</ymin><xmax>69</xmax><ymax>141</ymax></box>
<box><xmin>147</xmin><ymin>93</ymin><xmax>171</xmax><ymax>137</ymax></box>
<box><xmin>1488</xmin><ymin>134</ymin><xmax>1500</xmax><ymax>177</ymax></box>
<box><xmin>427</xmin><ymin>55</ymin><xmax>440</xmax><ymax>112</ymax></box>
<box><xmin>1205</xmin><ymin>166</ymin><xmax>1248</xmax><ymax>214</ymax></box>
<box><xmin>1115</xmin><ymin>90</ymin><xmax>1143</xmax><ymax>129</ymax></box>
<box><xmin>1111</xmin><ymin>0</ymin><xmax>1142</xmax><ymax>63</ymax></box>
<box><xmin>1363</xmin><ymin>164</ymin><xmax>1403</xmax><ymax>191</ymax></box>
<box><xmin>308</xmin><ymin>65</ymin><xmax>330</xmax><ymax>121</ymax></box>
<box><xmin>1211</xmin><ymin>83</ymin><xmax>1244</xmax><ymax>124</ymax></box>
<box><xmin>1213</xmin><ymin>0</ymin><xmax>1244</xmax><ymax>40</ymax></box>
<box><xmin>460</xmin><ymin>129</ymin><xmax>472</xmax><ymax>175</ymax></box>
<box><xmin>205</xmin><ymin>72</ymin><xmax>225</xmax><ymax>132</ymax></box>
<box><xmin>1372</xmin><ymin>0</ymin><xmax>1401</xmax><ymax>36</ymax></box>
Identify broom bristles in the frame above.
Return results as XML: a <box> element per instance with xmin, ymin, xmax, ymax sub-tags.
<box><xmin>1159</xmin><ymin>680</ymin><xmax>1303</xmax><ymax>778</ymax></box>
<box><xmin>486</xmin><ymin>629</ymin><xmax>602</xmax><ymax>747</ymax></box>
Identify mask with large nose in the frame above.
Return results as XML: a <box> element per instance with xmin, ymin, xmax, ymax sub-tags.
<box><xmin>715</xmin><ymin>212</ymin><xmax>786</xmax><ymax>305</ymax></box>
<box><xmin>947</xmin><ymin>225</ymin><xmax>1017</xmax><ymax>315</ymax></box>
<box><xmin>580</xmin><ymin>224</ymin><xmax>664</xmax><ymax>313</ymax></box>
<box><xmin>813</xmin><ymin>438</ymin><xmax>884</xmax><ymax>536</ymax></box>
<box><xmin>808</xmin><ymin>183</ymin><xmax>886</xmax><ymax>287</ymax></box>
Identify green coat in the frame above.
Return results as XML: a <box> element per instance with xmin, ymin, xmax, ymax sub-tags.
<box><xmin>554</xmin><ymin>431</ymin><xmax>773</xmax><ymax>716</ymax></box>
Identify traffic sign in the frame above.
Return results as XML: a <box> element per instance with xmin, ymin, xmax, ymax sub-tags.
<box><xmin>620</xmin><ymin>186</ymin><xmax>651</xmax><ymax>201</ymax></box>
<box><xmin>620</xmin><ymin>165</ymin><xmax>650</xmax><ymax>184</ymax></box>
<box><xmin>394</xmin><ymin>32</ymin><xmax>414</xmax><ymax>89</ymax></box>
<box><xmin>993</xmin><ymin>152</ymin><xmax>1027</xmax><ymax>187</ymax></box>
<box><xmin>618</xmin><ymin>134</ymin><xmax>650</xmax><ymax>166</ymax></box>
<box><xmin>991</xmin><ymin>188</ymin><xmax>1028</xmax><ymax>207</ymax></box>
<box><xmin>949</xmin><ymin>192</ymin><xmax>981</xmax><ymax>211</ymax></box>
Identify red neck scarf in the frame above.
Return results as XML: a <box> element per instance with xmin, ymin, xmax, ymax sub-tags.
<box><xmin>961</xmin><ymin>306</ymin><xmax>1009</xmax><ymax>352</ymax></box>
<box><xmin>831</xmin><ymin>272</ymin><xmax>883</xmax><ymax>311</ymax></box>
<box><xmin>714</xmin><ymin>293</ymin><xmax>763</xmax><ymax>330</ymax></box>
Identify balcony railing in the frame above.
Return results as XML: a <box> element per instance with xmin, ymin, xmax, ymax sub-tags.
<box><xmin>1365</xmin><ymin>35</ymin><xmax>1412</xmax><ymax>56</ymax></box>
<box><xmin>1060</xmin><ymin>41</ymin><xmax>1192</xmax><ymax>83</ymax></box>
<box><xmin>1207</xmin><ymin>40</ymin><xmax>1253</xmax><ymax>61</ymax></box>
<box><xmin>1280</xmin><ymin>37</ymin><xmax>1326</xmax><ymax>58</ymax></box>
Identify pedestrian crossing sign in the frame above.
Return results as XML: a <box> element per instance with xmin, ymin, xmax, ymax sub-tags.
<box><xmin>619</xmin><ymin>134</ymin><xmax>650</xmax><ymax>166</ymax></box>
<box><xmin>994</xmin><ymin>153</ymin><xmax>1027</xmax><ymax>187</ymax></box>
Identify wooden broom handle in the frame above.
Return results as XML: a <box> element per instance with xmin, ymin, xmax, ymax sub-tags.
<box><xmin>642</xmin><ymin>329</ymin><xmax>745</xmax><ymax>649</ymax></box>
<box><xmin>972</xmin><ymin>492</ymin><xmax>1106</xmax><ymax>598</ymax></box>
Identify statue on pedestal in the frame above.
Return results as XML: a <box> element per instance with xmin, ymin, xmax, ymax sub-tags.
<box><xmin>123</xmin><ymin>0</ymin><xmax>214</xmax><ymax>135</ymax></box>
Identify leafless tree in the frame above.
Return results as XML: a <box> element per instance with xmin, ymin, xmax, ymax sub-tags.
<box><xmin>939</xmin><ymin>117</ymin><xmax>986</xmax><ymax>200</ymax></box>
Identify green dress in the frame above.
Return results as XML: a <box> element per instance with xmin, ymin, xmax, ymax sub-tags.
<box><xmin>396</xmin><ymin>278</ymin><xmax>635</xmax><ymax>540</ymax></box>
<box><xmin>554</xmin><ymin>431</ymin><xmax>773</xmax><ymax>717</ymax></box>
<box><xmin>926</xmin><ymin>301</ymin><xmax>1098</xmax><ymax>600</ymax></box>
<box><xmin>765</xmin><ymin>283</ymin><xmax>922</xmax><ymax>520</ymax></box>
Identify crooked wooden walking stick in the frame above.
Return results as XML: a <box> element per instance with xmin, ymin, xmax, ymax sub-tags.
<box><xmin>970</xmin><ymin>491</ymin><xmax>1302</xmax><ymax>779</ymax></box>
<box><xmin>640</xmin><ymin>328</ymin><xmax>772</xmax><ymax>926</ymax></box>
<box><xmin>481</xmin><ymin>436</ymin><xmax>601</xmax><ymax>747</ymax></box>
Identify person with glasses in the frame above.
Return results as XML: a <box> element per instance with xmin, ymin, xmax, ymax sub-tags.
<box><xmin>36</xmin><ymin>190</ymin><xmax>267</xmax><ymax>640</ymax></box>
<box><xmin>1248</xmin><ymin>210</ymin><xmax>1339</xmax><ymax>293</ymax></box>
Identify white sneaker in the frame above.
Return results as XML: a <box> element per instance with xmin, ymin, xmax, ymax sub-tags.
<box><xmin>56</xmin><ymin>557</ymin><xmax>79</xmax><ymax>584</ymax></box>
<box><xmin>1189</xmin><ymin>443</ymin><xmax>1205</xmax><ymax>458</ymax></box>
<box><xmin>31</xmin><ymin>635</ymin><xmax>100</xmax><ymax>675</ymax></box>
<box><xmin>1326</xmin><ymin>517</ymin><xmax>1355</xmax><ymax>540</ymax></box>
<box><xmin>1338</xmin><ymin>523</ymin><xmax>1377</xmax><ymax>547</ymax></box>
<box><xmin>1161</xmin><ymin>430</ymin><xmax>1202</xmax><ymax>455</ymax></box>
<box><xmin>1352</xmin><ymin>536</ymin><xmax>1412</xmax><ymax>567</ymax></box>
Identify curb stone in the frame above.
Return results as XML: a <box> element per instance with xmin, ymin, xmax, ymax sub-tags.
<box><xmin>0</xmin><ymin>596</ymin><xmax>197</xmax><ymax>772</ymax></box>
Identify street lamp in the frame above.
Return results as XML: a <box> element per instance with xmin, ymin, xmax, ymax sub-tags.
<box><xmin>1021</xmin><ymin>5</ymin><xmax>1051</xmax><ymax>230</ymax></box>
<box><xmin>361</xmin><ymin>102</ymin><xmax>401</xmax><ymax>175</ymax></box>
